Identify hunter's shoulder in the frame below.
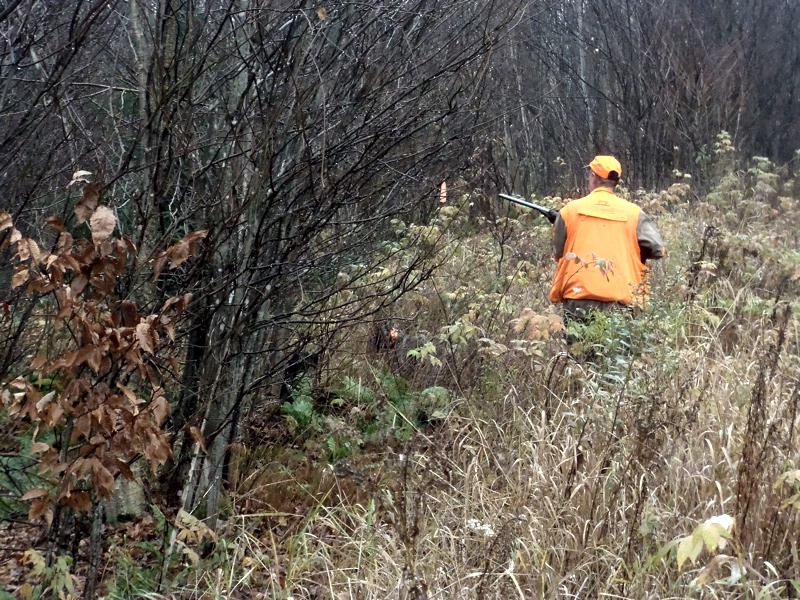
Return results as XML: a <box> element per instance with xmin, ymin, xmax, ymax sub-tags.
<box><xmin>568</xmin><ymin>190</ymin><xmax>629</xmax><ymax>206</ymax></box>
<box><xmin>561</xmin><ymin>195</ymin><xmax>590</xmax><ymax>210</ymax></box>
<box><xmin>604</xmin><ymin>192</ymin><xmax>641</xmax><ymax>211</ymax></box>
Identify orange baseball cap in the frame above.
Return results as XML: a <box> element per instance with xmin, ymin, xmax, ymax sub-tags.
<box><xmin>588</xmin><ymin>155</ymin><xmax>622</xmax><ymax>181</ymax></box>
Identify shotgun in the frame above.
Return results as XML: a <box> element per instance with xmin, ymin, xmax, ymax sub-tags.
<box><xmin>499</xmin><ymin>193</ymin><xmax>559</xmax><ymax>224</ymax></box>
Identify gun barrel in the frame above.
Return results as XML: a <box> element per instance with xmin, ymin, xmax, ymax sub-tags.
<box><xmin>498</xmin><ymin>193</ymin><xmax>537</xmax><ymax>210</ymax></box>
<box><xmin>498</xmin><ymin>193</ymin><xmax>558</xmax><ymax>224</ymax></box>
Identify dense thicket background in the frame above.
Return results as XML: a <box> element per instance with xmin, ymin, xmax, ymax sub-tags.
<box><xmin>2</xmin><ymin>1</ymin><xmax>800</xmax><ymax>598</ymax></box>
<box><xmin>3</xmin><ymin>0</ymin><xmax>799</xmax><ymax>208</ymax></box>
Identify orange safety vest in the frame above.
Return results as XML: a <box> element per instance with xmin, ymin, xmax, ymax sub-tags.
<box><xmin>549</xmin><ymin>188</ymin><xmax>648</xmax><ymax>306</ymax></box>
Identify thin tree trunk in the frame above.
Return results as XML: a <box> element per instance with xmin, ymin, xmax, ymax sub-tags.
<box><xmin>578</xmin><ymin>0</ymin><xmax>594</xmax><ymax>150</ymax></box>
<box><xmin>83</xmin><ymin>502</ymin><xmax>104</xmax><ymax>600</ymax></box>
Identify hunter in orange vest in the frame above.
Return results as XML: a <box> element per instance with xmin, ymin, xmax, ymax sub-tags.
<box><xmin>549</xmin><ymin>156</ymin><xmax>665</xmax><ymax>318</ymax></box>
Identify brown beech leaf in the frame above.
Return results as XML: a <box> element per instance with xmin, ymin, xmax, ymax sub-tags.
<box><xmin>136</xmin><ymin>322</ymin><xmax>154</xmax><ymax>353</ymax></box>
<box><xmin>15</xmin><ymin>238</ymin><xmax>32</xmax><ymax>261</ymax></box>
<box><xmin>163</xmin><ymin>292</ymin><xmax>193</xmax><ymax>317</ymax></box>
<box><xmin>56</xmin><ymin>231</ymin><xmax>74</xmax><ymax>254</ymax></box>
<box><xmin>10</xmin><ymin>377</ymin><xmax>29</xmax><ymax>390</ymax></box>
<box><xmin>0</xmin><ymin>211</ymin><xmax>12</xmax><ymax>231</ymax></box>
<box><xmin>183</xmin><ymin>230</ymin><xmax>209</xmax><ymax>244</ymax></box>
<box><xmin>73</xmin><ymin>346</ymin><xmax>94</xmax><ymax>370</ymax></box>
<box><xmin>178</xmin><ymin>292</ymin><xmax>193</xmax><ymax>314</ymax></box>
<box><xmin>98</xmin><ymin>354</ymin><xmax>111</xmax><ymax>375</ymax></box>
<box><xmin>46</xmin><ymin>216</ymin><xmax>66</xmax><ymax>232</ymax></box>
<box><xmin>68</xmin><ymin>170</ymin><xmax>93</xmax><ymax>187</ymax></box>
<box><xmin>149</xmin><ymin>435</ymin><xmax>172</xmax><ymax>469</ymax></box>
<box><xmin>117</xmin><ymin>383</ymin><xmax>138</xmax><ymax>404</ymax></box>
<box><xmin>35</xmin><ymin>391</ymin><xmax>56</xmax><ymax>412</ymax></box>
<box><xmin>30</xmin><ymin>354</ymin><xmax>47</xmax><ymax>370</ymax></box>
<box><xmin>30</xmin><ymin>442</ymin><xmax>50</xmax><ymax>454</ymax></box>
<box><xmin>26</xmin><ymin>239</ymin><xmax>43</xmax><ymax>263</ymax></box>
<box><xmin>46</xmin><ymin>403</ymin><xmax>64</xmax><ymax>427</ymax></box>
<box><xmin>21</xmin><ymin>488</ymin><xmax>49</xmax><ymax>501</ymax></box>
<box><xmin>188</xmin><ymin>426</ymin><xmax>207</xmax><ymax>453</ymax></box>
<box><xmin>152</xmin><ymin>254</ymin><xmax>168</xmax><ymax>280</ymax></box>
<box><xmin>90</xmin><ymin>205</ymin><xmax>116</xmax><ymax>244</ymax></box>
<box><xmin>75</xmin><ymin>414</ymin><xmax>92</xmax><ymax>439</ymax></box>
<box><xmin>120</xmin><ymin>300</ymin><xmax>139</xmax><ymax>327</ymax></box>
<box><xmin>99</xmin><ymin>238</ymin><xmax>114</xmax><ymax>258</ymax></box>
<box><xmin>150</xmin><ymin>394</ymin><xmax>170</xmax><ymax>426</ymax></box>
<box><xmin>90</xmin><ymin>459</ymin><xmax>115</xmax><ymax>499</ymax></box>
<box><xmin>70</xmin><ymin>274</ymin><xmax>88</xmax><ymax>296</ymax></box>
<box><xmin>41</xmin><ymin>449</ymin><xmax>64</xmax><ymax>474</ymax></box>
<box><xmin>87</xmin><ymin>347</ymin><xmax>103</xmax><ymax>373</ymax></box>
<box><xmin>117</xmin><ymin>459</ymin><xmax>134</xmax><ymax>480</ymax></box>
<box><xmin>158</xmin><ymin>230</ymin><xmax>208</xmax><ymax>273</ymax></box>
<box><xmin>11</xmin><ymin>266</ymin><xmax>29</xmax><ymax>289</ymax></box>
<box><xmin>112</xmin><ymin>248</ymin><xmax>127</xmax><ymax>276</ymax></box>
<box><xmin>139</xmin><ymin>361</ymin><xmax>154</xmax><ymax>382</ymax></box>
<box><xmin>64</xmin><ymin>490</ymin><xmax>92</xmax><ymax>512</ymax></box>
<box><xmin>27</xmin><ymin>278</ymin><xmax>50</xmax><ymax>296</ymax></box>
<box><xmin>75</xmin><ymin>183</ymin><xmax>99</xmax><ymax>224</ymax></box>
<box><xmin>87</xmin><ymin>434</ymin><xmax>106</xmax><ymax>447</ymax></box>
<box><xmin>317</xmin><ymin>6</ymin><xmax>327</xmax><ymax>19</ymax></box>
<box><xmin>25</xmin><ymin>385</ymin><xmax>41</xmax><ymax>404</ymax></box>
<box><xmin>61</xmin><ymin>349</ymin><xmax>80</xmax><ymax>369</ymax></box>
<box><xmin>29</xmin><ymin>498</ymin><xmax>54</xmax><ymax>524</ymax></box>
<box><xmin>166</xmin><ymin>240</ymin><xmax>190</xmax><ymax>269</ymax></box>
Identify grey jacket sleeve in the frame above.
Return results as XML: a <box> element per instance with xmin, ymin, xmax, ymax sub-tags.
<box><xmin>637</xmin><ymin>210</ymin><xmax>666</xmax><ymax>261</ymax></box>
<box><xmin>553</xmin><ymin>212</ymin><xmax>567</xmax><ymax>259</ymax></box>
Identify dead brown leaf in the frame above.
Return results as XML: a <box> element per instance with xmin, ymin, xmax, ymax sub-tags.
<box><xmin>89</xmin><ymin>459</ymin><xmax>115</xmax><ymax>499</ymax></box>
<box><xmin>64</xmin><ymin>490</ymin><xmax>92</xmax><ymax>512</ymax></box>
<box><xmin>70</xmin><ymin>274</ymin><xmax>89</xmax><ymax>296</ymax></box>
<box><xmin>46</xmin><ymin>215</ymin><xmax>66</xmax><ymax>231</ymax></box>
<box><xmin>20</xmin><ymin>488</ymin><xmax>49</xmax><ymax>501</ymax></box>
<box><xmin>150</xmin><ymin>394</ymin><xmax>170</xmax><ymax>426</ymax></box>
<box><xmin>11</xmin><ymin>266</ymin><xmax>29</xmax><ymax>289</ymax></box>
<box><xmin>152</xmin><ymin>254</ymin><xmax>168</xmax><ymax>280</ymax></box>
<box><xmin>188</xmin><ymin>426</ymin><xmax>207</xmax><ymax>453</ymax></box>
<box><xmin>30</xmin><ymin>355</ymin><xmax>47</xmax><ymax>370</ymax></box>
<box><xmin>90</xmin><ymin>205</ymin><xmax>116</xmax><ymax>244</ymax></box>
<box><xmin>68</xmin><ymin>170</ymin><xmax>93</xmax><ymax>187</ymax></box>
<box><xmin>120</xmin><ymin>300</ymin><xmax>139</xmax><ymax>326</ymax></box>
<box><xmin>0</xmin><ymin>211</ymin><xmax>12</xmax><ymax>231</ymax></box>
<box><xmin>136</xmin><ymin>322</ymin><xmax>154</xmax><ymax>353</ymax></box>
<box><xmin>167</xmin><ymin>240</ymin><xmax>190</xmax><ymax>269</ymax></box>
<box><xmin>26</xmin><ymin>239</ymin><xmax>43</xmax><ymax>263</ymax></box>
<box><xmin>75</xmin><ymin>183</ymin><xmax>99</xmax><ymax>224</ymax></box>
<box><xmin>117</xmin><ymin>383</ymin><xmax>138</xmax><ymax>404</ymax></box>
<box><xmin>28</xmin><ymin>498</ymin><xmax>54</xmax><ymax>524</ymax></box>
